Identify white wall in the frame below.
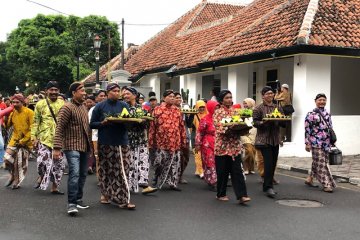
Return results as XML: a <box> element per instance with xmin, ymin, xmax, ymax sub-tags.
<box><xmin>139</xmin><ymin>74</ymin><xmax>161</xmax><ymax>98</ymax></box>
<box><xmin>331</xmin><ymin>57</ymin><xmax>360</xmax><ymax>115</ymax></box>
<box><xmin>228</xmin><ymin>64</ymin><xmax>249</xmax><ymax>104</ymax></box>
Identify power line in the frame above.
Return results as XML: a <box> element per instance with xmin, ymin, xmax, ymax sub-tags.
<box><xmin>26</xmin><ymin>0</ymin><xmax>70</xmax><ymax>16</ymax></box>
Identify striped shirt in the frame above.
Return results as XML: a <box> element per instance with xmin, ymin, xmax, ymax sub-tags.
<box><xmin>253</xmin><ymin>102</ymin><xmax>282</xmax><ymax>146</ymax></box>
<box><xmin>53</xmin><ymin>100</ymin><xmax>91</xmax><ymax>152</ymax></box>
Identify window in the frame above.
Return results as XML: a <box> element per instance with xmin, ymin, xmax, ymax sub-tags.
<box><xmin>252</xmin><ymin>72</ymin><xmax>257</xmax><ymax>101</ymax></box>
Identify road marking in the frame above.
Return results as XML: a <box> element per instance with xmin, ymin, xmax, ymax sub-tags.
<box><xmin>278</xmin><ymin>172</ymin><xmax>360</xmax><ymax>192</ymax></box>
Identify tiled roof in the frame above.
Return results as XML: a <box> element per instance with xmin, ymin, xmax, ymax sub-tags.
<box><xmin>122</xmin><ymin>0</ymin><xmax>360</xmax><ymax>79</ymax></box>
<box><xmin>82</xmin><ymin>45</ymin><xmax>139</xmax><ymax>84</ymax></box>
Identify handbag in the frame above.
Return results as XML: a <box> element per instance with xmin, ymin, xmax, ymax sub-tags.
<box><xmin>282</xmin><ymin>104</ymin><xmax>295</xmax><ymax>115</ymax></box>
<box><xmin>316</xmin><ymin>109</ymin><xmax>337</xmax><ymax>144</ymax></box>
<box><xmin>329</xmin><ymin>147</ymin><xmax>342</xmax><ymax>165</ymax></box>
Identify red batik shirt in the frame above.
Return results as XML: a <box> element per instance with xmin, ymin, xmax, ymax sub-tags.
<box><xmin>149</xmin><ymin>102</ymin><xmax>186</xmax><ymax>152</ymax></box>
<box><xmin>213</xmin><ymin>105</ymin><xmax>242</xmax><ymax>157</ymax></box>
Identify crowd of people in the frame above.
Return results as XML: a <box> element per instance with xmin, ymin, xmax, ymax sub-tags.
<box><xmin>0</xmin><ymin>81</ymin><xmax>337</xmax><ymax>216</ymax></box>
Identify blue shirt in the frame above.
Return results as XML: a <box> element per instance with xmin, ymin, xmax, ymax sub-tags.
<box><xmin>90</xmin><ymin>99</ymin><xmax>129</xmax><ymax>146</ymax></box>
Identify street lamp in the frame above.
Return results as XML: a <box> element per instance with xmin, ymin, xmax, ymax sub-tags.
<box><xmin>94</xmin><ymin>35</ymin><xmax>101</xmax><ymax>91</ymax></box>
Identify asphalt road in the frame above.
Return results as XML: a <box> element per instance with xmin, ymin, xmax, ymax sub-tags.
<box><xmin>1</xmin><ymin>159</ymin><xmax>359</xmax><ymax>240</ymax></box>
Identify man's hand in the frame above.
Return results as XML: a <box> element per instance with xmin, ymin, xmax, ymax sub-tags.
<box><xmin>101</xmin><ymin>119</ymin><xmax>109</xmax><ymax>125</ymax></box>
<box><xmin>53</xmin><ymin>149</ymin><xmax>62</xmax><ymax>161</ymax></box>
<box><xmin>32</xmin><ymin>139</ymin><xmax>38</xmax><ymax>149</ymax></box>
<box><xmin>305</xmin><ymin>144</ymin><xmax>311</xmax><ymax>152</ymax></box>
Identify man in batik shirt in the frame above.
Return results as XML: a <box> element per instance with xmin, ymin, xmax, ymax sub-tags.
<box><xmin>31</xmin><ymin>81</ymin><xmax>65</xmax><ymax>194</ymax></box>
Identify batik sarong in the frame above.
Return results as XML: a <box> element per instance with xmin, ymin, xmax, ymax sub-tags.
<box><xmin>36</xmin><ymin>142</ymin><xmax>65</xmax><ymax>190</ymax></box>
<box><xmin>98</xmin><ymin>145</ymin><xmax>131</xmax><ymax>205</ymax></box>
<box><xmin>311</xmin><ymin>147</ymin><xmax>336</xmax><ymax>189</ymax></box>
<box><xmin>153</xmin><ymin>149</ymin><xmax>181</xmax><ymax>189</ymax></box>
<box><xmin>128</xmin><ymin>144</ymin><xmax>149</xmax><ymax>192</ymax></box>
<box><xmin>201</xmin><ymin>147</ymin><xmax>217</xmax><ymax>186</ymax></box>
<box><xmin>4</xmin><ymin>147</ymin><xmax>29</xmax><ymax>187</ymax></box>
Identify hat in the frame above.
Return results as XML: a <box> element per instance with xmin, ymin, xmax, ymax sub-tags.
<box><xmin>261</xmin><ymin>86</ymin><xmax>274</xmax><ymax>95</ymax></box>
<box><xmin>149</xmin><ymin>96</ymin><xmax>157</xmax><ymax>101</ymax></box>
<box><xmin>315</xmin><ymin>93</ymin><xmax>327</xmax><ymax>100</ymax></box>
<box><xmin>281</xmin><ymin>84</ymin><xmax>289</xmax><ymax>89</ymax></box>
<box><xmin>12</xmin><ymin>94</ymin><xmax>25</xmax><ymax>103</ymax></box>
<box><xmin>69</xmin><ymin>82</ymin><xmax>84</xmax><ymax>96</ymax></box>
<box><xmin>46</xmin><ymin>81</ymin><xmax>60</xmax><ymax>90</ymax></box>
<box><xmin>106</xmin><ymin>83</ymin><xmax>120</xmax><ymax>91</ymax></box>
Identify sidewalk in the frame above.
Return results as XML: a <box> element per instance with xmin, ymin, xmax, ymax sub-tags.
<box><xmin>277</xmin><ymin>155</ymin><xmax>360</xmax><ymax>185</ymax></box>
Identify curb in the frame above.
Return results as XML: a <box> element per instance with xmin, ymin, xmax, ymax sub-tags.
<box><xmin>277</xmin><ymin>164</ymin><xmax>351</xmax><ymax>182</ymax></box>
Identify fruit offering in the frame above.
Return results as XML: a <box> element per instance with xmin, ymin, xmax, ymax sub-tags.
<box><xmin>238</xmin><ymin>109</ymin><xmax>253</xmax><ymax>117</ymax></box>
<box><xmin>264</xmin><ymin>108</ymin><xmax>291</xmax><ymax>120</ymax></box>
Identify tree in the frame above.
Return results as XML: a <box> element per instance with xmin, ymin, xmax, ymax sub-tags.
<box><xmin>5</xmin><ymin>14</ymin><xmax>121</xmax><ymax>94</ymax></box>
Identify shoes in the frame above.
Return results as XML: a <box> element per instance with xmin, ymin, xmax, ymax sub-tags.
<box><xmin>67</xmin><ymin>205</ymin><xmax>78</xmax><ymax>216</ymax></box>
<box><xmin>87</xmin><ymin>167</ymin><xmax>94</xmax><ymax>175</ymax></box>
<box><xmin>305</xmin><ymin>181</ymin><xmax>319</xmax><ymax>188</ymax></box>
<box><xmin>142</xmin><ymin>186</ymin><xmax>158</xmax><ymax>195</ymax></box>
<box><xmin>170</xmin><ymin>186</ymin><xmax>182</xmax><ymax>191</ymax></box>
<box><xmin>199</xmin><ymin>173</ymin><xmax>204</xmax><ymax>179</ymax></box>
<box><xmin>51</xmin><ymin>190</ymin><xmax>65</xmax><ymax>195</ymax></box>
<box><xmin>179</xmin><ymin>179</ymin><xmax>188</xmax><ymax>184</ymax></box>
<box><xmin>119</xmin><ymin>203</ymin><xmax>136</xmax><ymax>210</ymax></box>
<box><xmin>250</xmin><ymin>171</ymin><xmax>256</xmax><ymax>174</ymax></box>
<box><xmin>239</xmin><ymin>196</ymin><xmax>251</xmax><ymax>204</ymax></box>
<box><xmin>244</xmin><ymin>171</ymin><xmax>249</xmax><ymax>175</ymax></box>
<box><xmin>33</xmin><ymin>177</ymin><xmax>42</xmax><ymax>189</ymax></box>
<box><xmin>11</xmin><ymin>185</ymin><xmax>20</xmax><ymax>190</ymax></box>
<box><xmin>265</xmin><ymin>188</ymin><xmax>276</xmax><ymax>198</ymax></box>
<box><xmin>216</xmin><ymin>196</ymin><xmax>229</xmax><ymax>201</ymax></box>
<box><xmin>209</xmin><ymin>185</ymin><xmax>217</xmax><ymax>192</ymax></box>
<box><xmin>76</xmin><ymin>200</ymin><xmax>90</xmax><ymax>209</ymax></box>
<box><xmin>323</xmin><ymin>187</ymin><xmax>333</xmax><ymax>193</ymax></box>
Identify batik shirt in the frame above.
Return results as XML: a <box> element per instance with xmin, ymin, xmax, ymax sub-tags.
<box><xmin>213</xmin><ymin>105</ymin><xmax>242</xmax><ymax>157</ymax></box>
<box><xmin>31</xmin><ymin>98</ymin><xmax>64</xmax><ymax>148</ymax></box>
<box><xmin>7</xmin><ymin>106</ymin><xmax>34</xmax><ymax>148</ymax></box>
<box><xmin>149</xmin><ymin>102</ymin><xmax>186</xmax><ymax>152</ymax></box>
<box><xmin>128</xmin><ymin>103</ymin><xmax>147</xmax><ymax>148</ymax></box>
<box><xmin>305</xmin><ymin>108</ymin><xmax>333</xmax><ymax>152</ymax></box>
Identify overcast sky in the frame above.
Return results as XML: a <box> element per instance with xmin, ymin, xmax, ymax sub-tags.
<box><xmin>1</xmin><ymin>0</ymin><xmax>253</xmax><ymax>47</ymax></box>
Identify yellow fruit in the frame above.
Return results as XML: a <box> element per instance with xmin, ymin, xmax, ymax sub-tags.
<box><xmin>120</xmin><ymin>108</ymin><xmax>130</xmax><ymax>117</ymax></box>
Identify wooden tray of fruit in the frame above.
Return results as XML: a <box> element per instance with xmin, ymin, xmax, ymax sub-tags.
<box><xmin>263</xmin><ymin>116</ymin><xmax>291</xmax><ymax>121</ymax></box>
<box><xmin>106</xmin><ymin>117</ymin><xmax>144</xmax><ymax>123</ymax></box>
<box><xmin>141</xmin><ymin>116</ymin><xmax>154</xmax><ymax>121</ymax></box>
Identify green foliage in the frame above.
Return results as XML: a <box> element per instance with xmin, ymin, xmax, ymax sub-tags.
<box><xmin>3</xmin><ymin>14</ymin><xmax>121</xmax><ymax>94</ymax></box>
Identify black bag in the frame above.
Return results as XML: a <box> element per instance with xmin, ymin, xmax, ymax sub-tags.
<box><xmin>329</xmin><ymin>147</ymin><xmax>342</xmax><ymax>165</ymax></box>
<box><xmin>316</xmin><ymin>110</ymin><xmax>337</xmax><ymax>144</ymax></box>
<box><xmin>282</xmin><ymin>105</ymin><xmax>295</xmax><ymax>115</ymax></box>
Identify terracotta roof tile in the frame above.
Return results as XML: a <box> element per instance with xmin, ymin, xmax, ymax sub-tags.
<box><xmin>122</xmin><ymin>0</ymin><xmax>360</xmax><ymax>79</ymax></box>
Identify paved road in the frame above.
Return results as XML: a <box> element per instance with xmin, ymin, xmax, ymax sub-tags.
<box><xmin>1</xmin><ymin>159</ymin><xmax>359</xmax><ymax>240</ymax></box>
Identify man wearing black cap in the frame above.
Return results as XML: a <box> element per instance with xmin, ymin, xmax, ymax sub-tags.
<box><xmin>90</xmin><ymin>83</ymin><xmax>136</xmax><ymax>209</ymax></box>
<box><xmin>53</xmin><ymin>82</ymin><xmax>92</xmax><ymax>216</ymax></box>
<box><xmin>253</xmin><ymin>86</ymin><xmax>284</xmax><ymax>198</ymax></box>
<box><xmin>31</xmin><ymin>81</ymin><xmax>65</xmax><ymax>194</ymax></box>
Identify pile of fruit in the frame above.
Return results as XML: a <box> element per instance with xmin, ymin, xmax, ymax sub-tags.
<box><xmin>264</xmin><ymin>108</ymin><xmax>291</xmax><ymax>119</ymax></box>
<box><xmin>237</xmin><ymin>109</ymin><xmax>253</xmax><ymax>118</ymax></box>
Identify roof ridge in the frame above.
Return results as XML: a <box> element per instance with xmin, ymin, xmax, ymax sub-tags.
<box><xmin>202</xmin><ymin>0</ymin><xmax>296</xmax><ymax>62</ymax></box>
<box><xmin>177</xmin><ymin>1</ymin><xmax>208</xmax><ymax>35</ymax></box>
<box><xmin>297</xmin><ymin>0</ymin><xmax>320</xmax><ymax>45</ymax></box>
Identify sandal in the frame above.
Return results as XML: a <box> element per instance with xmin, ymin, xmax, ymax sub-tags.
<box><xmin>323</xmin><ymin>187</ymin><xmax>333</xmax><ymax>193</ymax></box>
<box><xmin>305</xmin><ymin>181</ymin><xmax>318</xmax><ymax>188</ymax></box>
<box><xmin>100</xmin><ymin>195</ymin><xmax>111</xmax><ymax>204</ymax></box>
<box><xmin>119</xmin><ymin>203</ymin><xmax>136</xmax><ymax>210</ymax></box>
<box><xmin>239</xmin><ymin>196</ymin><xmax>251</xmax><ymax>204</ymax></box>
<box><xmin>216</xmin><ymin>196</ymin><xmax>229</xmax><ymax>201</ymax></box>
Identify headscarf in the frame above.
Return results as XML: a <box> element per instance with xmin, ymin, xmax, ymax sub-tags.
<box><xmin>243</xmin><ymin>98</ymin><xmax>256</xmax><ymax>110</ymax></box>
<box><xmin>205</xmin><ymin>100</ymin><xmax>219</xmax><ymax>120</ymax></box>
<box><xmin>217</xmin><ymin>89</ymin><xmax>231</xmax><ymax>103</ymax></box>
<box><xmin>233</xmin><ymin>103</ymin><xmax>241</xmax><ymax>109</ymax></box>
<box><xmin>193</xmin><ymin>100</ymin><xmax>208</xmax><ymax>130</ymax></box>
<box><xmin>12</xmin><ymin>94</ymin><xmax>25</xmax><ymax>103</ymax></box>
<box><xmin>46</xmin><ymin>81</ymin><xmax>59</xmax><ymax>90</ymax></box>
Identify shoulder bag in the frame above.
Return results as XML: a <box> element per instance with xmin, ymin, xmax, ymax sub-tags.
<box><xmin>316</xmin><ymin>110</ymin><xmax>337</xmax><ymax>144</ymax></box>
<box><xmin>45</xmin><ymin>98</ymin><xmax>57</xmax><ymax>124</ymax></box>
<box><xmin>282</xmin><ymin>93</ymin><xmax>295</xmax><ymax>115</ymax></box>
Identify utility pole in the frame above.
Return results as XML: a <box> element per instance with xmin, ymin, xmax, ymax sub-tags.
<box><xmin>107</xmin><ymin>28</ymin><xmax>111</xmax><ymax>81</ymax></box>
<box><xmin>121</xmin><ymin>18</ymin><xmax>125</xmax><ymax>70</ymax></box>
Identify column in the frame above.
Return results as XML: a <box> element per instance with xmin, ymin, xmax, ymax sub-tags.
<box><xmin>228</xmin><ymin>64</ymin><xmax>249</xmax><ymax>104</ymax></box>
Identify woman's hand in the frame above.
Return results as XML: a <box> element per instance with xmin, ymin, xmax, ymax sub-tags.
<box><xmin>305</xmin><ymin>144</ymin><xmax>311</xmax><ymax>152</ymax></box>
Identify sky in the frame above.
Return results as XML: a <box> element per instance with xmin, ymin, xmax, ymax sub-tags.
<box><xmin>1</xmin><ymin>0</ymin><xmax>253</xmax><ymax>47</ymax></box>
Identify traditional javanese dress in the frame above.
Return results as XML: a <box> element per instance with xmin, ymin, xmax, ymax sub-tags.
<box><xmin>192</xmin><ymin>100</ymin><xmax>207</xmax><ymax>177</ymax></box>
<box><xmin>195</xmin><ymin>100</ymin><xmax>218</xmax><ymax>186</ymax></box>
<box><xmin>128</xmin><ymin>104</ymin><xmax>150</xmax><ymax>192</ymax></box>
<box><xmin>149</xmin><ymin>102</ymin><xmax>186</xmax><ymax>189</ymax></box>
<box><xmin>305</xmin><ymin>108</ymin><xmax>336</xmax><ymax>189</ymax></box>
<box><xmin>31</xmin><ymin>98</ymin><xmax>65</xmax><ymax>190</ymax></box>
<box><xmin>5</xmin><ymin>106</ymin><xmax>34</xmax><ymax>187</ymax></box>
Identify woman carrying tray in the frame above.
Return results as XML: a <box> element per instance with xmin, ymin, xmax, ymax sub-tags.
<box><xmin>149</xmin><ymin>89</ymin><xmax>186</xmax><ymax>191</ymax></box>
<box><xmin>304</xmin><ymin>93</ymin><xmax>336</xmax><ymax>193</ymax></box>
<box><xmin>122</xmin><ymin>86</ymin><xmax>157</xmax><ymax>195</ymax></box>
<box><xmin>90</xmin><ymin>83</ymin><xmax>135</xmax><ymax>209</ymax></box>
<box><xmin>195</xmin><ymin>100</ymin><xmax>218</xmax><ymax>191</ymax></box>
<box><xmin>213</xmin><ymin>90</ymin><xmax>250</xmax><ymax>204</ymax></box>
